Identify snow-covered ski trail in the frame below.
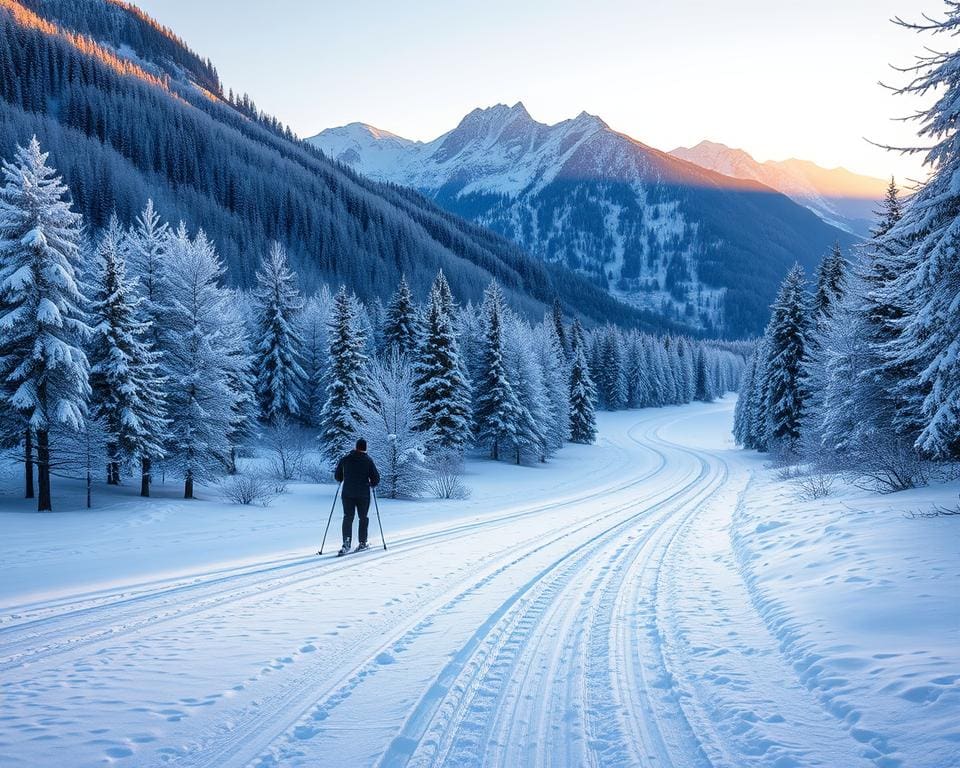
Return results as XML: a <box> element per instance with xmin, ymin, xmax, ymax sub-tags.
<box><xmin>1</xmin><ymin>400</ymin><xmax>920</xmax><ymax>768</ymax></box>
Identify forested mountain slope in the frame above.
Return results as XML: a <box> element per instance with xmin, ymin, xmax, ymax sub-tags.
<box><xmin>670</xmin><ymin>140</ymin><xmax>887</xmax><ymax>237</ymax></box>
<box><xmin>0</xmin><ymin>0</ymin><xmax>669</xmax><ymax>329</ymax></box>
<box><xmin>311</xmin><ymin>105</ymin><xmax>859</xmax><ymax>337</ymax></box>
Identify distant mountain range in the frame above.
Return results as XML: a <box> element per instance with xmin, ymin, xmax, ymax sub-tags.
<box><xmin>670</xmin><ymin>141</ymin><xmax>887</xmax><ymax>236</ymax></box>
<box><xmin>310</xmin><ymin>104</ymin><xmax>858</xmax><ymax>337</ymax></box>
<box><xmin>0</xmin><ymin>1</ymin><xmax>660</xmax><ymax>331</ymax></box>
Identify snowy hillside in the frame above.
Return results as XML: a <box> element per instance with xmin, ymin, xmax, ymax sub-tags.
<box><xmin>0</xmin><ymin>0</ymin><xmax>668</xmax><ymax>331</ymax></box>
<box><xmin>671</xmin><ymin>140</ymin><xmax>888</xmax><ymax>236</ymax></box>
<box><xmin>2</xmin><ymin>400</ymin><xmax>957</xmax><ymax>767</ymax></box>
<box><xmin>310</xmin><ymin>104</ymin><xmax>857</xmax><ymax>338</ymax></box>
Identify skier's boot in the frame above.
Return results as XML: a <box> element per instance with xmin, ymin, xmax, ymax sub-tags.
<box><xmin>337</xmin><ymin>538</ymin><xmax>351</xmax><ymax>557</ymax></box>
<box><xmin>355</xmin><ymin>541</ymin><xmax>370</xmax><ymax>552</ymax></box>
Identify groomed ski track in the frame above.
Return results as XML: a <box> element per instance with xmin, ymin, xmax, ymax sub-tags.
<box><xmin>0</xmin><ymin>400</ymin><xmax>883</xmax><ymax>767</ymax></box>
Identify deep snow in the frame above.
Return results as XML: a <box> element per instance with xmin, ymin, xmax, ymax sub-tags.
<box><xmin>0</xmin><ymin>399</ymin><xmax>957</xmax><ymax>767</ymax></box>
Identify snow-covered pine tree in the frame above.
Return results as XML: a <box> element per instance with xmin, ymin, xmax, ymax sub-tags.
<box><xmin>588</xmin><ymin>331</ymin><xmax>605</xmax><ymax>405</ymax></box>
<box><xmin>160</xmin><ymin>227</ymin><xmax>236</xmax><ymax>498</ymax></box>
<box><xmin>350</xmin><ymin>350</ymin><xmax>429</xmax><ymax>499</ymax></box>
<box><xmin>812</xmin><ymin>243</ymin><xmax>847</xmax><ymax>318</ymax></box>
<box><xmin>320</xmin><ymin>287</ymin><xmax>369</xmax><ymax>463</ymax></box>
<box><xmin>220</xmin><ymin>292</ymin><xmax>257</xmax><ymax>475</ymax></box>
<box><xmin>383</xmin><ymin>274</ymin><xmax>420</xmax><ymax>358</ymax></box>
<box><xmin>0</xmin><ymin>137</ymin><xmax>90</xmax><ymax>511</ymax></box>
<box><xmin>504</xmin><ymin>315</ymin><xmax>548</xmax><ymax>464</ymax></box>
<box><xmin>300</xmin><ymin>289</ymin><xmax>333</xmax><ymax>428</ymax></box>
<box><xmin>645</xmin><ymin>336</ymin><xmax>668</xmax><ymax>407</ymax></box>
<box><xmin>802</xmin><ymin>244</ymin><xmax>848</xmax><ymax>451</ymax></box>
<box><xmin>413</xmin><ymin>274</ymin><xmax>472</xmax><ymax>453</ymax></box>
<box><xmin>676</xmin><ymin>338</ymin><xmax>696</xmax><ymax>403</ymax></box>
<box><xmin>694</xmin><ymin>346</ymin><xmax>712</xmax><ymax>403</ymax></box>
<box><xmin>473</xmin><ymin>281</ymin><xmax>522</xmax><ymax>460</ymax></box>
<box><xmin>597</xmin><ymin>326</ymin><xmax>627</xmax><ymax>410</ymax></box>
<box><xmin>624</xmin><ymin>332</ymin><xmax>651</xmax><ymax>409</ymax></box>
<box><xmin>88</xmin><ymin>216</ymin><xmax>168</xmax><ymax>495</ymax></box>
<box><xmin>536</xmin><ymin>318</ymin><xmax>570</xmax><ymax>454</ymax></box>
<box><xmin>456</xmin><ymin>300</ymin><xmax>485</xmax><ymax>390</ymax></box>
<box><xmin>733</xmin><ymin>348</ymin><xmax>758</xmax><ymax>447</ymax></box>
<box><xmin>861</xmin><ymin>180</ymin><xmax>908</xmax><ymax>400</ymax></box>
<box><xmin>827</xmin><ymin>179</ymin><xmax>927</xmax><ymax>482</ymax></box>
<box><xmin>551</xmin><ymin>297</ymin><xmax>570</xmax><ymax>359</ymax></box>
<box><xmin>748</xmin><ymin>333</ymin><xmax>773</xmax><ymax>451</ymax></box>
<box><xmin>126</xmin><ymin>199</ymin><xmax>169</xmax><ymax>340</ymax></box>
<box><xmin>819</xmin><ymin>276</ymin><xmax>870</xmax><ymax>454</ymax></box>
<box><xmin>763</xmin><ymin>265</ymin><xmax>811</xmax><ymax>457</ymax></box>
<box><xmin>882</xmin><ymin>8</ymin><xmax>960</xmax><ymax>458</ymax></box>
<box><xmin>253</xmin><ymin>242</ymin><xmax>307</xmax><ymax>424</ymax></box>
<box><xmin>568</xmin><ymin>319</ymin><xmax>598</xmax><ymax>444</ymax></box>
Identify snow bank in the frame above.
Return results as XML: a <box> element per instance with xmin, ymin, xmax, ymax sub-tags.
<box><xmin>732</xmin><ymin>472</ymin><xmax>960</xmax><ymax>767</ymax></box>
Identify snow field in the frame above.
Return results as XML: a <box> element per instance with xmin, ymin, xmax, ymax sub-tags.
<box><xmin>1</xmin><ymin>398</ymin><xmax>957</xmax><ymax>768</ymax></box>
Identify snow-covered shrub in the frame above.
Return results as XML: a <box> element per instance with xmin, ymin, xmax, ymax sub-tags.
<box><xmin>428</xmin><ymin>451</ymin><xmax>471</xmax><ymax>500</ymax></box>
<box><xmin>301</xmin><ymin>458</ymin><xmax>333</xmax><ymax>484</ymax></box>
<box><xmin>264</xmin><ymin>417</ymin><xmax>309</xmax><ymax>481</ymax></box>
<box><xmin>219</xmin><ymin>473</ymin><xmax>281</xmax><ymax>506</ymax></box>
<box><xmin>841</xmin><ymin>435</ymin><xmax>929</xmax><ymax>494</ymax></box>
<box><xmin>794</xmin><ymin>465</ymin><xmax>836</xmax><ymax>500</ymax></box>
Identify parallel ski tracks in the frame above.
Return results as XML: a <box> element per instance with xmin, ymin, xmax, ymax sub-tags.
<box><xmin>2</xmin><ymin>411</ymin><xmax>737</xmax><ymax>768</ymax></box>
<box><xmin>175</xmin><ymin>430</ymin><xmax>701</xmax><ymax>768</ymax></box>
<box><xmin>0</xmin><ymin>435</ymin><xmax>664</xmax><ymax>674</ymax></box>
<box><xmin>377</xmin><ymin>422</ymin><xmax>728</xmax><ymax>768</ymax></box>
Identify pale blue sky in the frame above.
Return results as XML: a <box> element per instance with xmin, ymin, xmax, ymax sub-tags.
<box><xmin>136</xmin><ymin>0</ymin><xmax>933</xmax><ymax>180</ymax></box>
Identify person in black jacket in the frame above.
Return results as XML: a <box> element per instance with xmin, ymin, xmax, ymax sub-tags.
<box><xmin>334</xmin><ymin>438</ymin><xmax>381</xmax><ymax>554</ymax></box>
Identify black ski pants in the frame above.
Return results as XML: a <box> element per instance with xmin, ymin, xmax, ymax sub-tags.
<box><xmin>341</xmin><ymin>495</ymin><xmax>370</xmax><ymax>544</ymax></box>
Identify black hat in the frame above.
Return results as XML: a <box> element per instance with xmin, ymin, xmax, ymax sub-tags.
<box><xmin>356</xmin><ymin>438</ymin><xmax>367</xmax><ymax>452</ymax></box>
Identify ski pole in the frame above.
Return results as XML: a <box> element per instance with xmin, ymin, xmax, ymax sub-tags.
<box><xmin>318</xmin><ymin>482</ymin><xmax>341</xmax><ymax>555</ymax></box>
<box><xmin>373</xmin><ymin>487</ymin><xmax>387</xmax><ymax>550</ymax></box>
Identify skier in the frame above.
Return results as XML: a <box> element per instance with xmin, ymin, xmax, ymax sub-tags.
<box><xmin>334</xmin><ymin>438</ymin><xmax>381</xmax><ymax>555</ymax></box>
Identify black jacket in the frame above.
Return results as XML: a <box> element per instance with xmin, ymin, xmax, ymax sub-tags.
<box><xmin>335</xmin><ymin>450</ymin><xmax>380</xmax><ymax>498</ymax></box>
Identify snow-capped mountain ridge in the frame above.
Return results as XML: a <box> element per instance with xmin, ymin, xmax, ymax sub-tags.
<box><xmin>670</xmin><ymin>140</ymin><xmax>887</xmax><ymax>235</ymax></box>
<box><xmin>310</xmin><ymin>106</ymin><xmax>856</xmax><ymax>337</ymax></box>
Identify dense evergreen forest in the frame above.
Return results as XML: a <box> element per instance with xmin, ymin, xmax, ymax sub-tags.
<box><xmin>0</xmin><ymin>138</ymin><xmax>744</xmax><ymax>511</ymax></box>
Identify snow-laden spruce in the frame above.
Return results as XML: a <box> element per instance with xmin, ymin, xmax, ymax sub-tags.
<box><xmin>87</xmin><ymin>216</ymin><xmax>168</xmax><ymax>496</ymax></box>
<box><xmin>126</xmin><ymin>199</ymin><xmax>169</xmax><ymax>342</ymax></box>
<box><xmin>761</xmin><ymin>265</ymin><xmax>811</xmax><ymax>457</ymax></box>
<box><xmin>881</xmin><ymin>5</ymin><xmax>960</xmax><ymax>459</ymax></box>
<box><xmin>568</xmin><ymin>320</ymin><xmax>598</xmax><ymax>444</ymax></box>
<box><xmin>253</xmin><ymin>242</ymin><xmax>307</xmax><ymax>424</ymax></box>
<box><xmin>320</xmin><ymin>287</ymin><xmax>369</xmax><ymax>464</ymax></box>
<box><xmin>299</xmin><ymin>288</ymin><xmax>333</xmax><ymax>429</ymax></box>
<box><xmin>413</xmin><ymin>272</ymin><xmax>472</xmax><ymax>453</ymax></box>
<box><xmin>473</xmin><ymin>281</ymin><xmax>523</xmax><ymax>461</ymax></box>
<box><xmin>383</xmin><ymin>275</ymin><xmax>421</xmax><ymax>359</ymax></box>
<box><xmin>0</xmin><ymin>137</ymin><xmax>90</xmax><ymax>511</ymax></box>
<box><xmin>503</xmin><ymin>313</ymin><xmax>549</xmax><ymax>464</ymax></box>
<box><xmin>159</xmin><ymin>226</ymin><xmax>242</xmax><ymax>498</ymax></box>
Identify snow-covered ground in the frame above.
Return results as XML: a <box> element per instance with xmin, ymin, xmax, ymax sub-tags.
<box><xmin>1</xmin><ymin>398</ymin><xmax>957</xmax><ymax>767</ymax></box>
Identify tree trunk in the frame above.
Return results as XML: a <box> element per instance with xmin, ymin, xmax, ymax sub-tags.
<box><xmin>24</xmin><ymin>428</ymin><xmax>34</xmax><ymax>499</ymax></box>
<box><xmin>491</xmin><ymin>439</ymin><xmax>498</xmax><ymax>462</ymax></box>
<box><xmin>36</xmin><ymin>429</ymin><xmax>51</xmax><ymax>512</ymax></box>
<box><xmin>140</xmin><ymin>457</ymin><xmax>151</xmax><ymax>497</ymax></box>
<box><xmin>86</xmin><ymin>469</ymin><xmax>92</xmax><ymax>509</ymax></box>
<box><xmin>106</xmin><ymin>447</ymin><xmax>120</xmax><ymax>484</ymax></box>
<box><xmin>184</xmin><ymin>470</ymin><xmax>194</xmax><ymax>499</ymax></box>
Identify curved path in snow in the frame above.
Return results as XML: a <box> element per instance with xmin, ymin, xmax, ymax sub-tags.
<box><xmin>0</xmin><ymin>401</ymin><xmax>886</xmax><ymax>767</ymax></box>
